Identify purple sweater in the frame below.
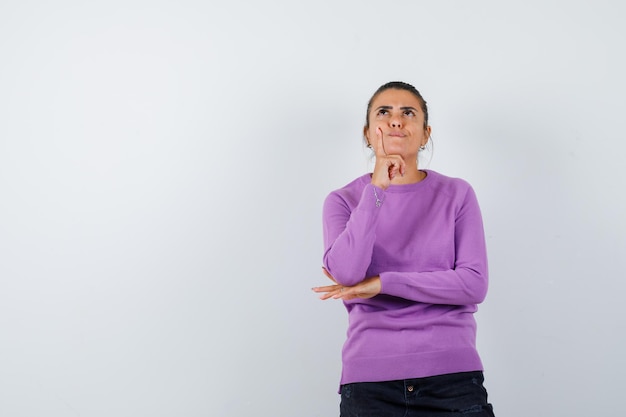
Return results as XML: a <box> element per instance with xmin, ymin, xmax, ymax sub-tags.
<box><xmin>322</xmin><ymin>170</ymin><xmax>488</xmax><ymax>385</ymax></box>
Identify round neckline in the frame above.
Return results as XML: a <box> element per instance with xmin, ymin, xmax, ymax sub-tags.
<box><xmin>365</xmin><ymin>170</ymin><xmax>434</xmax><ymax>193</ymax></box>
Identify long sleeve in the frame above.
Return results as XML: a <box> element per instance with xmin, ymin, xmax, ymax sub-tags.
<box><xmin>322</xmin><ymin>182</ymin><xmax>384</xmax><ymax>286</ymax></box>
<box><xmin>379</xmin><ymin>185</ymin><xmax>488</xmax><ymax>305</ymax></box>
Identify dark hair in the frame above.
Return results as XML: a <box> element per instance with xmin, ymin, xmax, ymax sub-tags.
<box><xmin>364</xmin><ymin>81</ymin><xmax>429</xmax><ymax>130</ymax></box>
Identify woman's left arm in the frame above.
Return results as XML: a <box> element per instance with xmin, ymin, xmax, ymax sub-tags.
<box><xmin>379</xmin><ymin>186</ymin><xmax>488</xmax><ymax>305</ymax></box>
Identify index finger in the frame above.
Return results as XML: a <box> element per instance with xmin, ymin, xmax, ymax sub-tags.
<box><xmin>375</xmin><ymin>127</ymin><xmax>387</xmax><ymax>157</ymax></box>
<box><xmin>311</xmin><ymin>284</ymin><xmax>341</xmax><ymax>293</ymax></box>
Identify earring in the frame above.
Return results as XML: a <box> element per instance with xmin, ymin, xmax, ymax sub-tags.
<box><xmin>419</xmin><ymin>145</ymin><xmax>426</xmax><ymax>150</ymax></box>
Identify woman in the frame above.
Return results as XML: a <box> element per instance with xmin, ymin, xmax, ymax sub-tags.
<box><xmin>313</xmin><ymin>81</ymin><xmax>495</xmax><ymax>416</ymax></box>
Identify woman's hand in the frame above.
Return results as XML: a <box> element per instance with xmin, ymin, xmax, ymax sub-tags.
<box><xmin>313</xmin><ymin>267</ymin><xmax>381</xmax><ymax>301</ymax></box>
<box><xmin>371</xmin><ymin>127</ymin><xmax>405</xmax><ymax>190</ymax></box>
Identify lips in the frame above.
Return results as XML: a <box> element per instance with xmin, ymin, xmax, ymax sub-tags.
<box><xmin>387</xmin><ymin>132</ymin><xmax>406</xmax><ymax>137</ymax></box>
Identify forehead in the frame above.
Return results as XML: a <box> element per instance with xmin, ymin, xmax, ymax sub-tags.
<box><xmin>371</xmin><ymin>88</ymin><xmax>422</xmax><ymax>109</ymax></box>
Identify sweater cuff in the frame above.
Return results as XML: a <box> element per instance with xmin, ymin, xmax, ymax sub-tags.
<box><xmin>378</xmin><ymin>271</ymin><xmax>400</xmax><ymax>297</ymax></box>
<box><xmin>360</xmin><ymin>184</ymin><xmax>385</xmax><ymax>210</ymax></box>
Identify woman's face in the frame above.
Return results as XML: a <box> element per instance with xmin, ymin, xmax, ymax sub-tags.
<box><xmin>364</xmin><ymin>88</ymin><xmax>431</xmax><ymax>160</ymax></box>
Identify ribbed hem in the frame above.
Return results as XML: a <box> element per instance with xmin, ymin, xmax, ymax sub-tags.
<box><xmin>340</xmin><ymin>348</ymin><xmax>483</xmax><ymax>385</ymax></box>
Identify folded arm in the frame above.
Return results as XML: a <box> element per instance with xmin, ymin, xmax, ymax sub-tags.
<box><xmin>380</xmin><ymin>186</ymin><xmax>488</xmax><ymax>305</ymax></box>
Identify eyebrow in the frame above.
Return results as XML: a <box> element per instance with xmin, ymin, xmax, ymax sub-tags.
<box><xmin>375</xmin><ymin>105</ymin><xmax>419</xmax><ymax>112</ymax></box>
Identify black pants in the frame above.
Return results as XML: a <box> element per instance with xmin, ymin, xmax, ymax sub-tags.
<box><xmin>340</xmin><ymin>371</ymin><xmax>495</xmax><ymax>417</ymax></box>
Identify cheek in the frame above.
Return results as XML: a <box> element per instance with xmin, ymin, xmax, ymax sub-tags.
<box><xmin>370</xmin><ymin>122</ymin><xmax>385</xmax><ymax>134</ymax></box>
<box><xmin>365</xmin><ymin>125</ymin><xmax>378</xmax><ymax>141</ymax></box>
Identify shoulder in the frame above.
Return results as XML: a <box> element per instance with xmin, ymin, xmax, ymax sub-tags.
<box><xmin>424</xmin><ymin>170</ymin><xmax>476</xmax><ymax>201</ymax></box>
<box><xmin>323</xmin><ymin>174</ymin><xmax>371</xmax><ymax>210</ymax></box>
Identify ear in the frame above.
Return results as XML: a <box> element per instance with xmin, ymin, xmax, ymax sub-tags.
<box><xmin>363</xmin><ymin>126</ymin><xmax>371</xmax><ymax>147</ymax></box>
<box><xmin>423</xmin><ymin>125</ymin><xmax>432</xmax><ymax>146</ymax></box>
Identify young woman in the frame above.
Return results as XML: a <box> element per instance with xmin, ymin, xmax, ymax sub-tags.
<box><xmin>313</xmin><ymin>81</ymin><xmax>495</xmax><ymax>416</ymax></box>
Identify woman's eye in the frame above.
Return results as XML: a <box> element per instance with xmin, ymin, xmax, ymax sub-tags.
<box><xmin>376</xmin><ymin>109</ymin><xmax>388</xmax><ymax>116</ymax></box>
<box><xmin>404</xmin><ymin>110</ymin><xmax>415</xmax><ymax>117</ymax></box>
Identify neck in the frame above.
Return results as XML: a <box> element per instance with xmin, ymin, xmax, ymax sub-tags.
<box><xmin>391</xmin><ymin>166</ymin><xmax>426</xmax><ymax>185</ymax></box>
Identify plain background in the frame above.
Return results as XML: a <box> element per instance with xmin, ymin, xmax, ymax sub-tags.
<box><xmin>1</xmin><ymin>1</ymin><xmax>624</xmax><ymax>416</ymax></box>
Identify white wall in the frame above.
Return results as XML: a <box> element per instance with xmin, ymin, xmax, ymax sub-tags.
<box><xmin>1</xmin><ymin>1</ymin><xmax>624</xmax><ymax>416</ymax></box>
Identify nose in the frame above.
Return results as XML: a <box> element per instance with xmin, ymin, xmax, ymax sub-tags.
<box><xmin>389</xmin><ymin>115</ymin><xmax>402</xmax><ymax>128</ymax></box>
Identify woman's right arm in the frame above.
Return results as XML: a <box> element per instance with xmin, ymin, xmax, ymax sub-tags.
<box><xmin>322</xmin><ymin>184</ymin><xmax>383</xmax><ymax>286</ymax></box>
<box><xmin>324</xmin><ymin>128</ymin><xmax>403</xmax><ymax>286</ymax></box>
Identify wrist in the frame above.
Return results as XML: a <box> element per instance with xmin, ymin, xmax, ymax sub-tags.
<box><xmin>368</xmin><ymin>184</ymin><xmax>384</xmax><ymax>206</ymax></box>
